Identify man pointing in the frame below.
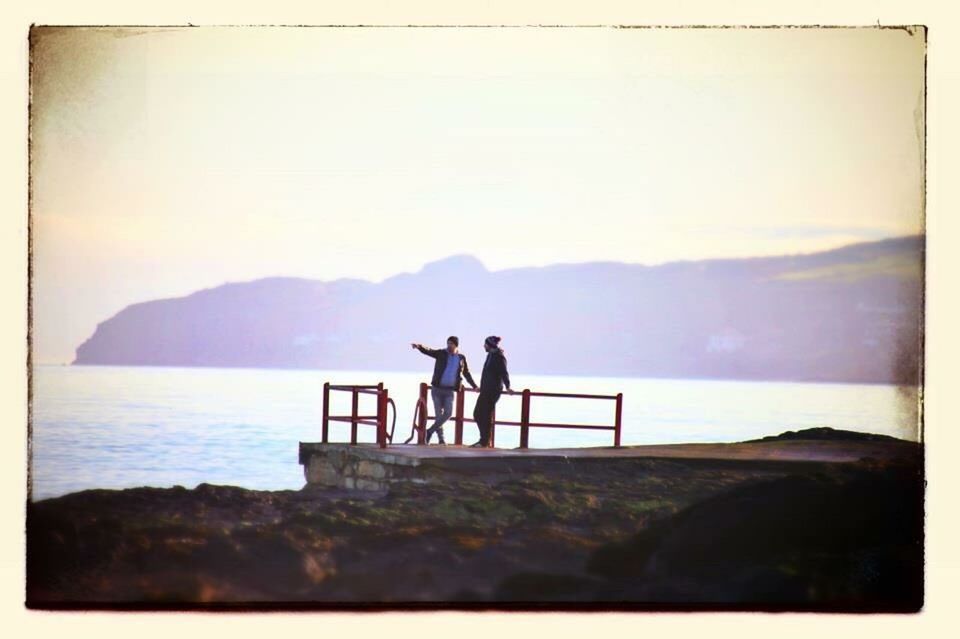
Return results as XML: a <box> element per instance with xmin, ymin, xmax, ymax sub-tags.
<box><xmin>411</xmin><ymin>336</ymin><xmax>477</xmax><ymax>444</ymax></box>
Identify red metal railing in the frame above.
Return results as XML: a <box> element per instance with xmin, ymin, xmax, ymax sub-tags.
<box><xmin>321</xmin><ymin>382</ymin><xmax>391</xmax><ymax>449</ymax></box>
<box><xmin>414</xmin><ymin>383</ymin><xmax>623</xmax><ymax>449</ymax></box>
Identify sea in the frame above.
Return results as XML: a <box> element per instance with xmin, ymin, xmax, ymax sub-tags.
<box><xmin>29</xmin><ymin>365</ymin><xmax>921</xmax><ymax>500</ymax></box>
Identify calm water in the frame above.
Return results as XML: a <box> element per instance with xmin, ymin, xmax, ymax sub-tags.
<box><xmin>30</xmin><ymin>365</ymin><xmax>920</xmax><ymax>500</ymax></box>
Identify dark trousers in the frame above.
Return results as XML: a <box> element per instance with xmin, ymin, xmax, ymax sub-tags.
<box><xmin>473</xmin><ymin>391</ymin><xmax>501</xmax><ymax>445</ymax></box>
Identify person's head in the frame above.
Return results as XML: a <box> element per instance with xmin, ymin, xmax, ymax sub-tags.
<box><xmin>484</xmin><ymin>335</ymin><xmax>502</xmax><ymax>353</ymax></box>
<box><xmin>446</xmin><ymin>336</ymin><xmax>459</xmax><ymax>353</ymax></box>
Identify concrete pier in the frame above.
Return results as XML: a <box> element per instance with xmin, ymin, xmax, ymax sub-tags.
<box><xmin>298</xmin><ymin>438</ymin><xmax>911</xmax><ymax>491</ymax></box>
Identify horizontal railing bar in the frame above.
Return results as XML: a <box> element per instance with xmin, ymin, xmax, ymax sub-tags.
<box><xmin>527</xmin><ymin>391</ymin><xmax>618</xmax><ymax>400</ymax></box>
<box><xmin>525</xmin><ymin>422</ymin><xmax>615</xmax><ymax>431</ymax></box>
<box><xmin>328</xmin><ymin>416</ymin><xmax>381</xmax><ymax>426</ymax></box>
<box><xmin>328</xmin><ymin>384</ymin><xmax>381</xmax><ymax>389</ymax></box>
<box><xmin>451</xmin><ymin>416</ymin><xmax>614</xmax><ymax>430</ymax></box>
<box><xmin>421</xmin><ymin>384</ymin><xmax>617</xmax><ymax>401</ymax></box>
<box><xmin>490</xmin><ymin>421</ymin><xmax>615</xmax><ymax>431</ymax></box>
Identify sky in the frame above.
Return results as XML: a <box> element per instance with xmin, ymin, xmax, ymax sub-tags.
<box><xmin>30</xmin><ymin>26</ymin><xmax>925</xmax><ymax>364</ymax></box>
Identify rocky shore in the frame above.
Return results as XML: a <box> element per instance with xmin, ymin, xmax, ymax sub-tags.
<box><xmin>26</xmin><ymin>429</ymin><xmax>923</xmax><ymax>610</ymax></box>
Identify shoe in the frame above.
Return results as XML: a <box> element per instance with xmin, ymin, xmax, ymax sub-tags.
<box><xmin>469</xmin><ymin>441</ymin><xmax>484</xmax><ymax>448</ymax></box>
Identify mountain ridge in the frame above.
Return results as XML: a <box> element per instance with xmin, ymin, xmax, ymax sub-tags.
<box><xmin>74</xmin><ymin>236</ymin><xmax>924</xmax><ymax>385</ymax></box>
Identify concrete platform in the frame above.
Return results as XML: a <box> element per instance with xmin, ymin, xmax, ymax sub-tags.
<box><xmin>298</xmin><ymin>439</ymin><xmax>914</xmax><ymax>491</ymax></box>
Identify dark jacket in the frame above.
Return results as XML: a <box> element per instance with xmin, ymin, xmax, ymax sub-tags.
<box><xmin>480</xmin><ymin>348</ymin><xmax>511</xmax><ymax>394</ymax></box>
<box><xmin>415</xmin><ymin>345</ymin><xmax>477</xmax><ymax>390</ymax></box>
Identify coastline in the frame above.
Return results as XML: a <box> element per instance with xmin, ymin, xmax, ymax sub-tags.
<box><xmin>26</xmin><ymin>429</ymin><xmax>923</xmax><ymax>610</ymax></box>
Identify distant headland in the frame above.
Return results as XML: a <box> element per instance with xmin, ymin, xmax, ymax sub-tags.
<box><xmin>73</xmin><ymin>236</ymin><xmax>923</xmax><ymax>385</ymax></box>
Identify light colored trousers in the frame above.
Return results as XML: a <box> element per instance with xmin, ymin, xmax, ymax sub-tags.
<box><xmin>428</xmin><ymin>388</ymin><xmax>455</xmax><ymax>437</ymax></box>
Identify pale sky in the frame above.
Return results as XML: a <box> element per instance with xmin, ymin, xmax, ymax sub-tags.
<box><xmin>30</xmin><ymin>26</ymin><xmax>925</xmax><ymax>364</ymax></box>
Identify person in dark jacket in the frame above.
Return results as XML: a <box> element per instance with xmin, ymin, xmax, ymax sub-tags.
<box><xmin>411</xmin><ymin>336</ymin><xmax>478</xmax><ymax>444</ymax></box>
<box><xmin>471</xmin><ymin>335</ymin><xmax>513</xmax><ymax>448</ymax></box>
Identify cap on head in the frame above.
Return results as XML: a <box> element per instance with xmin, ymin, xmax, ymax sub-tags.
<box><xmin>447</xmin><ymin>335</ymin><xmax>459</xmax><ymax>347</ymax></box>
<box><xmin>485</xmin><ymin>335</ymin><xmax>501</xmax><ymax>348</ymax></box>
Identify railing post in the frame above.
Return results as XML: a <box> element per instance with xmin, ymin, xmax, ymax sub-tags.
<box><xmin>490</xmin><ymin>403</ymin><xmax>496</xmax><ymax>448</ymax></box>
<box><xmin>519</xmin><ymin>389</ymin><xmax>531</xmax><ymax>449</ymax></box>
<box><xmin>378</xmin><ymin>385</ymin><xmax>388</xmax><ymax>449</ymax></box>
<box><xmin>322</xmin><ymin>382</ymin><xmax>330</xmax><ymax>444</ymax></box>
<box><xmin>351</xmin><ymin>388</ymin><xmax>359</xmax><ymax>445</ymax></box>
<box><xmin>455</xmin><ymin>387</ymin><xmax>465</xmax><ymax>446</ymax></box>
<box><xmin>614</xmin><ymin>392</ymin><xmax>623</xmax><ymax>448</ymax></box>
<box><xmin>418</xmin><ymin>383</ymin><xmax>428</xmax><ymax>445</ymax></box>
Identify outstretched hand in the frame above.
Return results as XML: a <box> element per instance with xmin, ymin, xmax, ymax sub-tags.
<box><xmin>410</xmin><ymin>343</ymin><xmax>419</xmax><ymax>350</ymax></box>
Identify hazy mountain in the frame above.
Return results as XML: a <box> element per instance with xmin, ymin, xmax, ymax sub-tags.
<box><xmin>73</xmin><ymin>236</ymin><xmax>924</xmax><ymax>385</ymax></box>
